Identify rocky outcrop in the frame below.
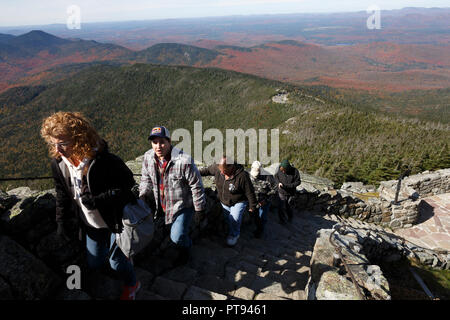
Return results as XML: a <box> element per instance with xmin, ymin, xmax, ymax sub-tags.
<box><xmin>272</xmin><ymin>90</ymin><xmax>289</xmax><ymax>104</ymax></box>
<box><xmin>306</xmin><ymin>216</ymin><xmax>449</xmax><ymax>300</ymax></box>
<box><xmin>0</xmin><ymin>234</ymin><xmax>61</xmax><ymax>299</ymax></box>
<box><xmin>307</xmin><ymin>226</ymin><xmax>390</xmax><ymax>300</ymax></box>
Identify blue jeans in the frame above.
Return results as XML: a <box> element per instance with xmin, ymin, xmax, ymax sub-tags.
<box><xmin>170</xmin><ymin>207</ymin><xmax>194</xmax><ymax>248</ymax></box>
<box><xmin>258</xmin><ymin>202</ymin><xmax>270</xmax><ymax>232</ymax></box>
<box><xmin>85</xmin><ymin>226</ymin><xmax>136</xmax><ymax>287</ymax></box>
<box><xmin>221</xmin><ymin>201</ymin><xmax>248</xmax><ymax>237</ymax></box>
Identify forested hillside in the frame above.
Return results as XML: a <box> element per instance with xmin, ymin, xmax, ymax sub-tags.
<box><xmin>280</xmin><ymin>90</ymin><xmax>450</xmax><ymax>185</ymax></box>
<box><xmin>0</xmin><ymin>63</ymin><xmax>448</xmax><ymax>190</ymax></box>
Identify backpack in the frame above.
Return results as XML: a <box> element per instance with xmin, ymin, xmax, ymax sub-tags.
<box><xmin>115</xmin><ymin>199</ymin><xmax>154</xmax><ymax>259</ymax></box>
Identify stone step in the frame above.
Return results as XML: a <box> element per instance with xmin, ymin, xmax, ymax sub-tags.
<box><xmin>160</xmin><ymin>265</ymin><xmax>198</xmax><ymax>287</ymax></box>
<box><xmin>150</xmin><ymin>276</ymin><xmax>188</xmax><ymax>300</ymax></box>
<box><xmin>183</xmin><ymin>285</ymin><xmax>228</xmax><ymax>300</ymax></box>
<box><xmin>346</xmin><ymin>217</ymin><xmax>359</xmax><ymax>227</ymax></box>
<box><xmin>136</xmin><ymin>289</ymin><xmax>167</xmax><ymax>300</ymax></box>
<box><xmin>373</xmin><ymin>224</ymin><xmax>388</xmax><ymax>232</ymax></box>
<box><xmin>192</xmin><ymin>274</ymin><xmax>236</xmax><ymax>296</ymax></box>
<box><xmin>129</xmin><ymin>208</ymin><xmax>327</xmax><ymax>301</ymax></box>
<box><xmin>137</xmin><ymin>256</ymin><xmax>174</xmax><ymax>277</ymax></box>
<box><xmin>254</xmin><ymin>293</ymin><xmax>288</xmax><ymax>300</ymax></box>
<box><xmin>229</xmin><ymin>286</ymin><xmax>256</xmax><ymax>300</ymax></box>
<box><xmin>225</xmin><ymin>266</ymin><xmax>255</xmax><ymax>288</ymax></box>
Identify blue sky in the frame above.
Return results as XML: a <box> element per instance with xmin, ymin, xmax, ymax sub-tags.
<box><xmin>1</xmin><ymin>0</ymin><xmax>449</xmax><ymax>26</ymax></box>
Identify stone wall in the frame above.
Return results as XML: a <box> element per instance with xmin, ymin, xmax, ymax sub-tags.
<box><xmin>378</xmin><ymin>168</ymin><xmax>450</xmax><ymax>202</ymax></box>
<box><xmin>289</xmin><ymin>188</ymin><xmax>421</xmax><ymax>230</ymax></box>
<box><xmin>261</xmin><ymin>163</ymin><xmax>450</xmax><ymax>230</ymax></box>
<box><xmin>288</xmin><ymin>168</ymin><xmax>450</xmax><ymax>230</ymax></box>
<box><xmin>306</xmin><ymin>223</ymin><xmax>450</xmax><ymax>300</ymax></box>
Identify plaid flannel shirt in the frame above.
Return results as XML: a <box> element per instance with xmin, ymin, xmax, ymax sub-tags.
<box><xmin>139</xmin><ymin>146</ymin><xmax>206</xmax><ymax>224</ymax></box>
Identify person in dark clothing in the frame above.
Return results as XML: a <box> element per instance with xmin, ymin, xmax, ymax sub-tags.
<box><xmin>249</xmin><ymin>161</ymin><xmax>277</xmax><ymax>238</ymax></box>
<box><xmin>199</xmin><ymin>156</ymin><xmax>257</xmax><ymax>246</ymax></box>
<box><xmin>274</xmin><ymin>159</ymin><xmax>301</xmax><ymax>224</ymax></box>
<box><xmin>41</xmin><ymin>111</ymin><xmax>140</xmax><ymax>300</ymax></box>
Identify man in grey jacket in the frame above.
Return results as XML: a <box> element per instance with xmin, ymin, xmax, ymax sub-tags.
<box><xmin>139</xmin><ymin>126</ymin><xmax>206</xmax><ymax>264</ymax></box>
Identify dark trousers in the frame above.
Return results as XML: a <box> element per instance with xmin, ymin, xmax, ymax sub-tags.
<box><xmin>278</xmin><ymin>193</ymin><xmax>293</xmax><ymax>223</ymax></box>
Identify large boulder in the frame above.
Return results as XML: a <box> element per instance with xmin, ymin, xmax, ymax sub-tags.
<box><xmin>307</xmin><ymin>227</ymin><xmax>391</xmax><ymax>300</ymax></box>
<box><xmin>0</xmin><ymin>190</ymin><xmax>19</xmax><ymax>216</ymax></box>
<box><xmin>0</xmin><ymin>235</ymin><xmax>61</xmax><ymax>299</ymax></box>
<box><xmin>315</xmin><ymin>270</ymin><xmax>361</xmax><ymax>300</ymax></box>
<box><xmin>0</xmin><ymin>188</ymin><xmax>57</xmax><ymax>248</ymax></box>
<box><xmin>378</xmin><ymin>180</ymin><xmax>419</xmax><ymax>202</ymax></box>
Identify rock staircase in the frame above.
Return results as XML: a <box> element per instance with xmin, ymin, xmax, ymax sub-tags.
<box><xmin>77</xmin><ymin>208</ymin><xmax>339</xmax><ymax>300</ymax></box>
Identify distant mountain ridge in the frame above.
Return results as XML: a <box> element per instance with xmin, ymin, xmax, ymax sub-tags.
<box><xmin>0</xmin><ymin>30</ymin><xmax>449</xmax><ymax>123</ymax></box>
<box><xmin>0</xmin><ymin>31</ymin><xmax>230</xmax><ymax>92</ymax></box>
<box><xmin>0</xmin><ymin>30</ymin><xmax>72</xmax><ymax>58</ymax></box>
<box><xmin>3</xmin><ymin>29</ymin><xmax>449</xmax><ymax>94</ymax></box>
<box><xmin>2</xmin><ymin>7</ymin><xmax>448</xmax><ymax>48</ymax></box>
<box><xmin>0</xmin><ymin>30</ymin><xmax>133</xmax><ymax>94</ymax></box>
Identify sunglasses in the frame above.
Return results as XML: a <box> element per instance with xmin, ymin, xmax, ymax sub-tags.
<box><xmin>52</xmin><ymin>141</ymin><xmax>72</xmax><ymax>148</ymax></box>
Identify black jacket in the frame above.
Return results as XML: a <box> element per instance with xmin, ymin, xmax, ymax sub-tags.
<box><xmin>274</xmin><ymin>167</ymin><xmax>301</xmax><ymax>196</ymax></box>
<box><xmin>250</xmin><ymin>174</ymin><xmax>278</xmax><ymax>204</ymax></box>
<box><xmin>199</xmin><ymin>164</ymin><xmax>257</xmax><ymax>211</ymax></box>
<box><xmin>51</xmin><ymin>141</ymin><xmax>136</xmax><ymax>234</ymax></box>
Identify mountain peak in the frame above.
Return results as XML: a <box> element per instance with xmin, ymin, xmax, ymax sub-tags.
<box><xmin>13</xmin><ymin>30</ymin><xmax>69</xmax><ymax>46</ymax></box>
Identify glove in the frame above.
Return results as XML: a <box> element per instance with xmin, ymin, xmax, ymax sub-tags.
<box><xmin>81</xmin><ymin>188</ymin><xmax>122</xmax><ymax>210</ymax></box>
<box><xmin>80</xmin><ymin>190</ymin><xmax>96</xmax><ymax>210</ymax></box>
<box><xmin>80</xmin><ymin>180</ymin><xmax>96</xmax><ymax>210</ymax></box>
<box><xmin>95</xmin><ymin>188</ymin><xmax>122</xmax><ymax>202</ymax></box>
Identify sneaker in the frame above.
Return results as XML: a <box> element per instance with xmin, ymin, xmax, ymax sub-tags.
<box><xmin>120</xmin><ymin>281</ymin><xmax>141</xmax><ymax>300</ymax></box>
<box><xmin>226</xmin><ymin>235</ymin><xmax>240</xmax><ymax>246</ymax></box>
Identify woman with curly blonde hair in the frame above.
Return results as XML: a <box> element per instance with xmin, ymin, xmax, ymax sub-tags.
<box><xmin>41</xmin><ymin>111</ymin><xmax>141</xmax><ymax>300</ymax></box>
<box><xmin>41</xmin><ymin>111</ymin><xmax>101</xmax><ymax>163</ymax></box>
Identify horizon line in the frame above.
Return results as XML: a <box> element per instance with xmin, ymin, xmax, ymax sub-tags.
<box><xmin>0</xmin><ymin>6</ymin><xmax>449</xmax><ymax>29</ymax></box>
